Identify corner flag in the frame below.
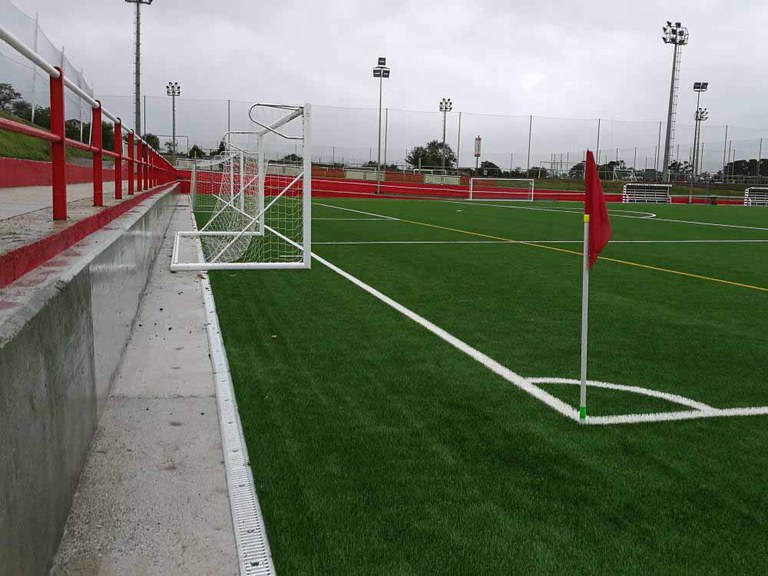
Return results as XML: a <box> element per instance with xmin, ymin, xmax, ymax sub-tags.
<box><xmin>579</xmin><ymin>151</ymin><xmax>612</xmax><ymax>421</ymax></box>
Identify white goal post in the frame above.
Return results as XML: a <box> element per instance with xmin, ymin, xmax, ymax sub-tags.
<box><xmin>469</xmin><ymin>178</ymin><xmax>535</xmax><ymax>201</ymax></box>
<box><xmin>171</xmin><ymin>103</ymin><xmax>312</xmax><ymax>271</ymax></box>
<box><xmin>622</xmin><ymin>183</ymin><xmax>671</xmax><ymax>204</ymax></box>
<box><xmin>744</xmin><ymin>187</ymin><xmax>768</xmax><ymax>206</ymax></box>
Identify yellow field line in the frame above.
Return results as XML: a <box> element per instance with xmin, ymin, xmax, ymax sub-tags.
<box><xmin>396</xmin><ymin>217</ymin><xmax>768</xmax><ymax>294</ymax></box>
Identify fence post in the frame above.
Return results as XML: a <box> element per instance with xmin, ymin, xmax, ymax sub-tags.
<box><xmin>114</xmin><ymin>119</ymin><xmax>123</xmax><ymax>200</ymax></box>
<box><xmin>92</xmin><ymin>101</ymin><xmax>103</xmax><ymax>206</ymax></box>
<box><xmin>127</xmin><ymin>131</ymin><xmax>135</xmax><ymax>195</ymax></box>
<box><xmin>50</xmin><ymin>67</ymin><xmax>67</xmax><ymax>220</ymax></box>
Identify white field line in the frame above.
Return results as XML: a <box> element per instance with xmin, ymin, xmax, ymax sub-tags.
<box><xmin>311</xmin><ymin>251</ymin><xmax>580</xmax><ymax>423</ymax></box>
<box><xmin>313</xmin><ymin>239</ymin><xmax>768</xmax><ymax>246</ymax></box>
<box><xmin>454</xmin><ymin>199</ymin><xmax>658</xmax><ymax>219</ymax></box>
<box><xmin>315</xmin><ymin>202</ymin><xmax>401</xmax><ymax>221</ymax></box>
<box><xmin>314</xmin><ymin>203</ymin><xmax>768</xmax><ymax>426</ymax></box>
<box><xmin>588</xmin><ymin>406</ymin><xmax>768</xmax><ymax>426</ymax></box>
<box><xmin>527</xmin><ymin>377</ymin><xmax>713</xmax><ymax>410</ymax></box>
<box><xmin>432</xmin><ymin>198</ymin><xmax>768</xmax><ymax>232</ymax></box>
<box><xmin>312</xmin><ymin>217</ymin><xmax>392</xmax><ymax>221</ymax></box>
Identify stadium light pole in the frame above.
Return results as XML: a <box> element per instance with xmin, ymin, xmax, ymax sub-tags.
<box><xmin>440</xmin><ymin>98</ymin><xmax>453</xmax><ymax>172</ymax></box>
<box><xmin>661</xmin><ymin>21</ymin><xmax>689</xmax><ymax>183</ymax></box>
<box><xmin>125</xmin><ymin>0</ymin><xmax>154</xmax><ymax>136</ymax></box>
<box><xmin>373</xmin><ymin>57</ymin><xmax>390</xmax><ymax>194</ymax></box>
<box><xmin>166</xmin><ymin>82</ymin><xmax>181</xmax><ymax>165</ymax></box>
<box><xmin>692</xmin><ymin>82</ymin><xmax>708</xmax><ymax>179</ymax></box>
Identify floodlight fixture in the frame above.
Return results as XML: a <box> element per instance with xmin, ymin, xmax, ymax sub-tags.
<box><xmin>372</xmin><ymin>57</ymin><xmax>391</xmax><ymax>193</ymax></box>
<box><xmin>693</xmin><ymin>81</ymin><xmax>708</xmax><ymax>92</ymax></box>
<box><xmin>166</xmin><ymin>81</ymin><xmax>181</xmax><ymax>164</ymax></box>
<box><xmin>439</xmin><ymin>98</ymin><xmax>453</xmax><ymax>170</ymax></box>
<box><xmin>661</xmin><ymin>20</ymin><xmax>689</xmax><ymax>181</ymax></box>
<box><xmin>662</xmin><ymin>21</ymin><xmax>689</xmax><ymax>45</ymax></box>
<box><xmin>166</xmin><ymin>81</ymin><xmax>181</xmax><ymax>97</ymax></box>
<box><xmin>439</xmin><ymin>98</ymin><xmax>453</xmax><ymax>113</ymax></box>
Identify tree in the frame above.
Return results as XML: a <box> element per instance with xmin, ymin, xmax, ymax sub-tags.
<box><xmin>142</xmin><ymin>133</ymin><xmax>160</xmax><ymax>151</ymax></box>
<box><xmin>280</xmin><ymin>153</ymin><xmax>302</xmax><ymax>162</ymax></box>
<box><xmin>211</xmin><ymin>141</ymin><xmax>226</xmax><ymax>156</ymax></box>
<box><xmin>478</xmin><ymin>160</ymin><xmax>501</xmax><ymax>177</ymax></box>
<box><xmin>11</xmin><ymin>99</ymin><xmax>32</xmax><ymax>121</ymax></box>
<box><xmin>188</xmin><ymin>144</ymin><xmax>205</xmax><ymax>158</ymax></box>
<box><xmin>406</xmin><ymin>140</ymin><xmax>456</xmax><ymax>170</ymax></box>
<box><xmin>0</xmin><ymin>83</ymin><xmax>22</xmax><ymax>113</ymax></box>
<box><xmin>164</xmin><ymin>140</ymin><xmax>175</xmax><ymax>154</ymax></box>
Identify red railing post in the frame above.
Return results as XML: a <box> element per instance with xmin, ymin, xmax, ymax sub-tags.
<box><xmin>50</xmin><ymin>67</ymin><xmax>67</xmax><ymax>220</ymax></box>
<box><xmin>92</xmin><ymin>101</ymin><xmax>103</xmax><ymax>207</ymax></box>
<box><xmin>144</xmin><ymin>145</ymin><xmax>149</xmax><ymax>189</ymax></box>
<box><xmin>127</xmin><ymin>131</ymin><xmax>135</xmax><ymax>196</ymax></box>
<box><xmin>136</xmin><ymin>140</ymin><xmax>143</xmax><ymax>192</ymax></box>
<box><xmin>114</xmin><ymin>119</ymin><xmax>122</xmax><ymax>200</ymax></box>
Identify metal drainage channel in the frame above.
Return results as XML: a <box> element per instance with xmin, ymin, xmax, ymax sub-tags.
<box><xmin>197</xmin><ymin>230</ymin><xmax>276</xmax><ymax>575</ymax></box>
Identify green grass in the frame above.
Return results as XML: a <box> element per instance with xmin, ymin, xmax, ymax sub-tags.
<box><xmin>492</xmin><ymin>177</ymin><xmax>746</xmax><ymax>197</ymax></box>
<box><xmin>0</xmin><ymin>109</ymin><xmax>94</xmax><ymax>162</ymax></box>
<box><xmin>209</xmin><ymin>198</ymin><xmax>768</xmax><ymax>574</ymax></box>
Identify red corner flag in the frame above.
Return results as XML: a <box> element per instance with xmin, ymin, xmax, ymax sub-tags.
<box><xmin>584</xmin><ymin>150</ymin><xmax>612</xmax><ymax>268</ymax></box>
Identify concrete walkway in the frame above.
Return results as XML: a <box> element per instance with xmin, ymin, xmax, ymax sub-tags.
<box><xmin>0</xmin><ymin>181</ymin><xmax>128</xmax><ymax>221</ymax></box>
<box><xmin>50</xmin><ymin>197</ymin><xmax>238</xmax><ymax>575</ymax></box>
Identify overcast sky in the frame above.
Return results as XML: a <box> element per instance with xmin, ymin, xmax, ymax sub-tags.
<box><xmin>9</xmin><ymin>0</ymin><xmax>768</xmax><ymax>166</ymax></box>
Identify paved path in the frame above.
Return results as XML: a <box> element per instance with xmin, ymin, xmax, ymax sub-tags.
<box><xmin>51</xmin><ymin>197</ymin><xmax>238</xmax><ymax>575</ymax></box>
<box><xmin>0</xmin><ymin>181</ymin><xmax>127</xmax><ymax>220</ymax></box>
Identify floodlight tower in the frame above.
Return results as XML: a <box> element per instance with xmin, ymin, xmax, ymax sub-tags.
<box><xmin>125</xmin><ymin>0</ymin><xmax>154</xmax><ymax>136</ymax></box>
<box><xmin>661</xmin><ymin>21</ymin><xmax>689</xmax><ymax>182</ymax></box>
<box><xmin>166</xmin><ymin>82</ymin><xmax>181</xmax><ymax>165</ymax></box>
<box><xmin>373</xmin><ymin>57</ymin><xmax>390</xmax><ymax>194</ymax></box>
<box><xmin>439</xmin><ymin>98</ymin><xmax>453</xmax><ymax>171</ymax></box>
<box><xmin>692</xmin><ymin>82</ymin><xmax>708</xmax><ymax>180</ymax></box>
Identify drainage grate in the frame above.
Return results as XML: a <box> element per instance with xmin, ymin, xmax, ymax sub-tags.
<box><xmin>195</xmin><ymin>215</ymin><xmax>276</xmax><ymax>575</ymax></box>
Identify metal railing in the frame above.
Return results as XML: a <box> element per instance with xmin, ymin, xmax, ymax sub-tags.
<box><xmin>0</xmin><ymin>23</ymin><xmax>177</xmax><ymax>220</ymax></box>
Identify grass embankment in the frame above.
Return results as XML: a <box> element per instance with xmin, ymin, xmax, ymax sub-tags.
<box><xmin>0</xmin><ymin>110</ymin><xmax>96</xmax><ymax>163</ymax></box>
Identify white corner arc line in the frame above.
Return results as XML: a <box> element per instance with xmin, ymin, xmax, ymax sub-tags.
<box><xmin>311</xmin><ymin>251</ymin><xmax>580</xmax><ymax>423</ymax></box>
<box><xmin>527</xmin><ymin>377</ymin><xmax>713</xmax><ymax>410</ymax></box>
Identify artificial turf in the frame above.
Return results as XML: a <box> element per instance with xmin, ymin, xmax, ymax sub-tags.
<box><xmin>208</xmin><ymin>197</ymin><xmax>768</xmax><ymax>574</ymax></box>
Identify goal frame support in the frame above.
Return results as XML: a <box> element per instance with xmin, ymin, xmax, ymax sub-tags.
<box><xmin>170</xmin><ymin>103</ymin><xmax>312</xmax><ymax>271</ymax></box>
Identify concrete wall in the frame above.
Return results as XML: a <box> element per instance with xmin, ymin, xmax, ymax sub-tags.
<box><xmin>0</xmin><ymin>187</ymin><xmax>178</xmax><ymax>575</ymax></box>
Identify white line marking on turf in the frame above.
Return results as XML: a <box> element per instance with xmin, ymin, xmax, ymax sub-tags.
<box><xmin>313</xmin><ymin>239</ymin><xmax>768</xmax><ymax>246</ymax></box>
<box><xmin>315</xmin><ymin>202</ymin><xmax>401</xmax><ymax>221</ymax></box>
<box><xmin>311</xmin><ymin>251</ymin><xmax>580</xmax><ymax>423</ymax></box>
<box><xmin>313</xmin><ymin>217</ymin><xmax>392</xmax><ymax>221</ymax></box>
<box><xmin>527</xmin><ymin>377</ymin><xmax>713</xmax><ymax>410</ymax></box>
<box><xmin>587</xmin><ymin>406</ymin><xmax>768</xmax><ymax>426</ymax></box>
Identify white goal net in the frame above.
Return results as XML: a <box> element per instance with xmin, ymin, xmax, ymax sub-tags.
<box><xmin>469</xmin><ymin>178</ymin><xmax>535</xmax><ymax>201</ymax></box>
<box><xmin>171</xmin><ymin>104</ymin><xmax>312</xmax><ymax>270</ymax></box>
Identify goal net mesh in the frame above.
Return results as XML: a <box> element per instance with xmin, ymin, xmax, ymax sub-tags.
<box><xmin>469</xmin><ymin>178</ymin><xmax>535</xmax><ymax>201</ymax></box>
<box><xmin>173</xmin><ymin>104</ymin><xmax>310</xmax><ymax>270</ymax></box>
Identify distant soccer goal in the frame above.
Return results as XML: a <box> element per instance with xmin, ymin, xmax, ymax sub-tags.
<box><xmin>744</xmin><ymin>187</ymin><xmax>768</xmax><ymax>206</ymax></box>
<box><xmin>622</xmin><ymin>183</ymin><xmax>671</xmax><ymax>204</ymax></box>
<box><xmin>469</xmin><ymin>178</ymin><xmax>535</xmax><ymax>201</ymax></box>
<box><xmin>171</xmin><ymin>103</ymin><xmax>312</xmax><ymax>270</ymax></box>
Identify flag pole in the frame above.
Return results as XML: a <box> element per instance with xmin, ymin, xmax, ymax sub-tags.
<box><xmin>579</xmin><ymin>214</ymin><xmax>590</xmax><ymax>421</ymax></box>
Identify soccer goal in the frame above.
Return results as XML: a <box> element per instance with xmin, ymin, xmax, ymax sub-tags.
<box><xmin>171</xmin><ymin>103</ymin><xmax>311</xmax><ymax>271</ymax></box>
<box><xmin>622</xmin><ymin>183</ymin><xmax>671</xmax><ymax>204</ymax></box>
<box><xmin>744</xmin><ymin>187</ymin><xmax>768</xmax><ymax>206</ymax></box>
<box><xmin>468</xmin><ymin>178</ymin><xmax>535</xmax><ymax>201</ymax></box>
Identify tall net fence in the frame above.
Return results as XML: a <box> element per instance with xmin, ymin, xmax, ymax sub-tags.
<box><xmin>0</xmin><ymin>0</ymin><xmax>99</xmax><ymax>140</ymax></box>
<box><xmin>98</xmin><ymin>94</ymin><xmax>768</xmax><ymax>185</ymax></box>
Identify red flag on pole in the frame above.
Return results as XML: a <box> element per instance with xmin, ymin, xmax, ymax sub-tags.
<box><xmin>584</xmin><ymin>150</ymin><xmax>612</xmax><ymax>268</ymax></box>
